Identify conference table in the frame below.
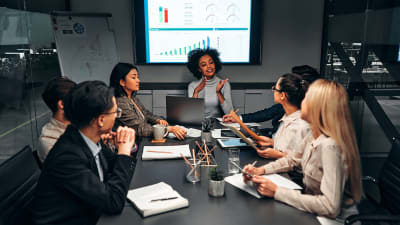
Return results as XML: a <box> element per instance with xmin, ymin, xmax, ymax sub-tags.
<box><xmin>98</xmin><ymin>134</ymin><xmax>320</xmax><ymax>225</ymax></box>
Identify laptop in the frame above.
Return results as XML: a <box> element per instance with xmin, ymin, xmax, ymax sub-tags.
<box><xmin>166</xmin><ymin>96</ymin><xmax>204</xmax><ymax>126</ymax></box>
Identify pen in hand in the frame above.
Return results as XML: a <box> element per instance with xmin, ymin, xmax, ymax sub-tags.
<box><xmin>230</xmin><ymin>161</ymin><xmax>254</xmax><ymax>178</ymax></box>
<box><xmin>244</xmin><ymin>160</ymin><xmax>258</xmax><ymax>178</ymax></box>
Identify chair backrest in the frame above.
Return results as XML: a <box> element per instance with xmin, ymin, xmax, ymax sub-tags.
<box><xmin>0</xmin><ymin>146</ymin><xmax>41</xmax><ymax>225</ymax></box>
<box><xmin>379</xmin><ymin>139</ymin><xmax>400</xmax><ymax>214</ymax></box>
<box><xmin>32</xmin><ymin>150</ymin><xmax>43</xmax><ymax>170</ymax></box>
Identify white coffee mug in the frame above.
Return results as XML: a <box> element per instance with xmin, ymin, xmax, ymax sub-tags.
<box><xmin>152</xmin><ymin>124</ymin><xmax>168</xmax><ymax>140</ymax></box>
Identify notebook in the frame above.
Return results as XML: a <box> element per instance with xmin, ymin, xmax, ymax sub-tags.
<box><xmin>224</xmin><ymin>173</ymin><xmax>302</xmax><ymax>198</ymax></box>
<box><xmin>127</xmin><ymin>182</ymin><xmax>189</xmax><ymax>217</ymax></box>
<box><xmin>142</xmin><ymin>144</ymin><xmax>191</xmax><ymax>160</ymax></box>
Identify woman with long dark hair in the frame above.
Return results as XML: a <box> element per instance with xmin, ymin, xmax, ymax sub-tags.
<box><xmin>110</xmin><ymin>63</ymin><xmax>186</xmax><ymax>140</ymax></box>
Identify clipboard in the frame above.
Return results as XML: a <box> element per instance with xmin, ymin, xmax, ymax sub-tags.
<box><xmin>227</xmin><ymin>126</ymin><xmax>259</xmax><ymax>150</ymax></box>
<box><xmin>228</xmin><ymin>110</ymin><xmax>264</xmax><ymax>142</ymax></box>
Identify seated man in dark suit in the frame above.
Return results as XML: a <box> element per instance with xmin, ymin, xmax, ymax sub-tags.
<box><xmin>32</xmin><ymin>81</ymin><xmax>137</xmax><ymax>225</ymax></box>
<box><xmin>222</xmin><ymin>65</ymin><xmax>320</xmax><ymax>137</ymax></box>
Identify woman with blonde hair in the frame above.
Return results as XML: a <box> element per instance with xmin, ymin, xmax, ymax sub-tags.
<box><xmin>243</xmin><ymin>79</ymin><xmax>362</xmax><ymax>219</ymax></box>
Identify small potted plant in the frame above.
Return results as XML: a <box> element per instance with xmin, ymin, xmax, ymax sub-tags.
<box><xmin>208</xmin><ymin>167</ymin><xmax>225</xmax><ymax>197</ymax></box>
<box><xmin>201</xmin><ymin>118</ymin><xmax>213</xmax><ymax>143</ymax></box>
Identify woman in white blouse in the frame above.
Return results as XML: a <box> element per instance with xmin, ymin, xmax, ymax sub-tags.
<box><xmin>243</xmin><ymin>79</ymin><xmax>362</xmax><ymax>219</ymax></box>
<box><xmin>255</xmin><ymin>73</ymin><xmax>311</xmax><ymax>159</ymax></box>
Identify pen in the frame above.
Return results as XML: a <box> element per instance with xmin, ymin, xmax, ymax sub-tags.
<box><xmin>230</xmin><ymin>161</ymin><xmax>254</xmax><ymax>178</ymax></box>
<box><xmin>147</xmin><ymin>150</ymin><xmax>173</xmax><ymax>154</ymax></box>
<box><xmin>150</xmin><ymin>197</ymin><xmax>178</xmax><ymax>202</ymax></box>
<box><xmin>245</xmin><ymin>161</ymin><xmax>258</xmax><ymax>178</ymax></box>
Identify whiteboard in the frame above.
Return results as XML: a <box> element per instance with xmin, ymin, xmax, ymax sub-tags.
<box><xmin>51</xmin><ymin>12</ymin><xmax>118</xmax><ymax>83</ymax></box>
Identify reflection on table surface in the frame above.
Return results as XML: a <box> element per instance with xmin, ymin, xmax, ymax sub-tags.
<box><xmin>98</xmin><ymin>136</ymin><xmax>319</xmax><ymax>225</ymax></box>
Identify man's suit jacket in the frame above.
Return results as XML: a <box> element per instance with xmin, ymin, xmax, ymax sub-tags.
<box><xmin>32</xmin><ymin>125</ymin><xmax>136</xmax><ymax>225</ymax></box>
<box><xmin>241</xmin><ymin>104</ymin><xmax>285</xmax><ymax>137</ymax></box>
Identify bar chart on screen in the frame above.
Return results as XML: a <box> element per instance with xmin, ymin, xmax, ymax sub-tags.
<box><xmin>144</xmin><ymin>0</ymin><xmax>252</xmax><ymax>63</ymax></box>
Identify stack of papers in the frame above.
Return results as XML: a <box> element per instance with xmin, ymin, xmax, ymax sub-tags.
<box><xmin>224</xmin><ymin>173</ymin><xmax>302</xmax><ymax>198</ymax></box>
<box><xmin>127</xmin><ymin>182</ymin><xmax>189</xmax><ymax>217</ymax></box>
<box><xmin>142</xmin><ymin>144</ymin><xmax>191</xmax><ymax>160</ymax></box>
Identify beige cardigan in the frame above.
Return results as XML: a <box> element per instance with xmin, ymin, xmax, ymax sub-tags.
<box><xmin>263</xmin><ymin>134</ymin><xmax>352</xmax><ymax>219</ymax></box>
<box><xmin>38</xmin><ymin>117</ymin><xmax>68</xmax><ymax>162</ymax></box>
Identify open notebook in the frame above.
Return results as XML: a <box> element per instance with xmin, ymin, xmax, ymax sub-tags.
<box><xmin>127</xmin><ymin>182</ymin><xmax>189</xmax><ymax>217</ymax></box>
<box><xmin>142</xmin><ymin>144</ymin><xmax>191</xmax><ymax>160</ymax></box>
<box><xmin>225</xmin><ymin>173</ymin><xmax>302</xmax><ymax>198</ymax></box>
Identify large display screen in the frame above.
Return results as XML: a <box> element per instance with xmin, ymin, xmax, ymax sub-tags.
<box><xmin>134</xmin><ymin>0</ymin><xmax>262</xmax><ymax>64</ymax></box>
<box><xmin>398</xmin><ymin>43</ymin><xmax>400</xmax><ymax>62</ymax></box>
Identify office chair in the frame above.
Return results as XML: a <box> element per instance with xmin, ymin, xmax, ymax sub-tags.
<box><xmin>345</xmin><ymin>139</ymin><xmax>400</xmax><ymax>225</ymax></box>
<box><xmin>0</xmin><ymin>145</ymin><xmax>41</xmax><ymax>225</ymax></box>
<box><xmin>32</xmin><ymin>149</ymin><xmax>43</xmax><ymax>170</ymax></box>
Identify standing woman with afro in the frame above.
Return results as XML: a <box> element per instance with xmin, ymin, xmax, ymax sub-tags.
<box><xmin>187</xmin><ymin>48</ymin><xmax>234</xmax><ymax>118</ymax></box>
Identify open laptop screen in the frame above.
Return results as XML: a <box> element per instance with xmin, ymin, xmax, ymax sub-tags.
<box><xmin>166</xmin><ymin>96</ymin><xmax>204</xmax><ymax>126</ymax></box>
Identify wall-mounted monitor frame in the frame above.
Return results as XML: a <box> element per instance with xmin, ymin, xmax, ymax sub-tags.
<box><xmin>133</xmin><ymin>0</ymin><xmax>262</xmax><ymax>65</ymax></box>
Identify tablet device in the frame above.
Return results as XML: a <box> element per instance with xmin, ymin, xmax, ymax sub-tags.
<box><xmin>221</xmin><ymin>129</ymin><xmax>237</xmax><ymax>138</ymax></box>
<box><xmin>217</xmin><ymin>138</ymin><xmax>252</xmax><ymax>148</ymax></box>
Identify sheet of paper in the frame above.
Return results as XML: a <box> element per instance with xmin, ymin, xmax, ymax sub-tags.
<box><xmin>224</xmin><ymin>173</ymin><xmax>262</xmax><ymax>198</ymax></box>
<box><xmin>211</xmin><ymin>129</ymin><xmax>221</xmax><ymax>138</ymax></box>
<box><xmin>264</xmin><ymin>174</ymin><xmax>303</xmax><ymax>190</ymax></box>
<box><xmin>211</xmin><ymin>129</ymin><xmax>230</xmax><ymax>139</ymax></box>
<box><xmin>225</xmin><ymin>173</ymin><xmax>302</xmax><ymax>198</ymax></box>
<box><xmin>142</xmin><ymin>144</ymin><xmax>191</xmax><ymax>160</ymax></box>
<box><xmin>220</xmin><ymin>121</ymin><xmax>261</xmax><ymax>128</ymax></box>
<box><xmin>316</xmin><ymin>216</ymin><xmax>343</xmax><ymax>225</ymax></box>
<box><xmin>217</xmin><ymin>117</ymin><xmax>261</xmax><ymax>127</ymax></box>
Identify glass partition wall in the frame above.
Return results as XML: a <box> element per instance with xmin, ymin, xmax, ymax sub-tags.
<box><xmin>321</xmin><ymin>0</ymin><xmax>400</xmax><ymax>182</ymax></box>
<box><xmin>0</xmin><ymin>7</ymin><xmax>61</xmax><ymax>162</ymax></box>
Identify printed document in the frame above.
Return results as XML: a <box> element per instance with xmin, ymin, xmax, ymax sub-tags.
<box><xmin>225</xmin><ymin>173</ymin><xmax>302</xmax><ymax>198</ymax></box>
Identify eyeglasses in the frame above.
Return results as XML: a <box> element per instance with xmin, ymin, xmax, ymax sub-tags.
<box><xmin>271</xmin><ymin>85</ymin><xmax>283</xmax><ymax>92</ymax></box>
<box><xmin>104</xmin><ymin>107</ymin><xmax>122</xmax><ymax>118</ymax></box>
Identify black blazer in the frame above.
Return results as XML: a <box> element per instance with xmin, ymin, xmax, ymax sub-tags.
<box><xmin>32</xmin><ymin>125</ymin><xmax>136</xmax><ymax>225</ymax></box>
<box><xmin>241</xmin><ymin>104</ymin><xmax>284</xmax><ymax>137</ymax></box>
